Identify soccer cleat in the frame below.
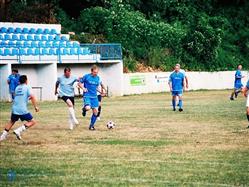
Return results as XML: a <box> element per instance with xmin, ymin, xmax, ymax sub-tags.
<box><xmin>82</xmin><ymin>107</ymin><xmax>86</xmax><ymax>117</ymax></box>
<box><xmin>247</xmin><ymin>125</ymin><xmax>249</xmax><ymax>129</ymax></box>
<box><xmin>230</xmin><ymin>97</ymin><xmax>234</xmax><ymax>101</ymax></box>
<box><xmin>173</xmin><ymin>108</ymin><xmax>176</xmax><ymax>111</ymax></box>
<box><xmin>13</xmin><ymin>130</ymin><xmax>22</xmax><ymax>140</ymax></box>
<box><xmin>89</xmin><ymin>126</ymin><xmax>96</xmax><ymax>131</ymax></box>
<box><xmin>73</xmin><ymin>119</ymin><xmax>79</xmax><ymax>125</ymax></box>
<box><xmin>0</xmin><ymin>132</ymin><xmax>8</xmax><ymax>141</ymax></box>
<box><xmin>179</xmin><ymin>108</ymin><xmax>183</xmax><ymax>112</ymax></box>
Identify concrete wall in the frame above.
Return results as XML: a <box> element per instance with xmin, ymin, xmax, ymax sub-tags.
<box><xmin>123</xmin><ymin>71</ymin><xmax>249</xmax><ymax>95</ymax></box>
<box><xmin>0</xmin><ymin>63</ymin><xmax>11</xmax><ymax>101</ymax></box>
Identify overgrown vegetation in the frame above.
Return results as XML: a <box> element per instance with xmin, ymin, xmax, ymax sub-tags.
<box><xmin>2</xmin><ymin>0</ymin><xmax>249</xmax><ymax>71</ymax></box>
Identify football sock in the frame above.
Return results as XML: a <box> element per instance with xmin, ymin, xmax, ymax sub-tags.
<box><xmin>247</xmin><ymin>114</ymin><xmax>249</xmax><ymax>122</ymax></box>
<box><xmin>97</xmin><ymin>106</ymin><xmax>101</xmax><ymax>117</ymax></box>
<box><xmin>4</xmin><ymin>128</ymin><xmax>9</xmax><ymax>132</ymax></box>
<box><xmin>90</xmin><ymin>114</ymin><xmax>98</xmax><ymax>127</ymax></box>
<box><xmin>179</xmin><ymin>100</ymin><xmax>183</xmax><ymax>109</ymax></box>
<box><xmin>15</xmin><ymin>125</ymin><xmax>27</xmax><ymax>134</ymax></box>
<box><xmin>172</xmin><ymin>99</ymin><xmax>176</xmax><ymax>109</ymax></box>
<box><xmin>68</xmin><ymin>107</ymin><xmax>77</xmax><ymax>122</ymax></box>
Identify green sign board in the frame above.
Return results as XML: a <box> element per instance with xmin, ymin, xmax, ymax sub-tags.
<box><xmin>130</xmin><ymin>75</ymin><xmax>146</xmax><ymax>86</ymax></box>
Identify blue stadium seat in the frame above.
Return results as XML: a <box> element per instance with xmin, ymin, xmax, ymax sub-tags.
<box><xmin>0</xmin><ymin>27</ymin><xmax>7</xmax><ymax>33</ymax></box>
<box><xmin>73</xmin><ymin>42</ymin><xmax>80</xmax><ymax>48</ymax></box>
<box><xmin>27</xmin><ymin>48</ymin><xmax>34</xmax><ymax>55</ymax></box>
<box><xmin>54</xmin><ymin>35</ymin><xmax>60</xmax><ymax>41</ymax></box>
<box><xmin>63</xmin><ymin>48</ymin><xmax>69</xmax><ymax>55</ymax></box>
<box><xmin>8</xmin><ymin>41</ymin><xmax>15</xmax><ymax>47</ymax></box>
<box><xmin>15</xmin><ymin>27</ymin><xmax>22</xmax><ymax>33</ymax></box>
<box><xmin>70</xmin><ymin>48</ymin><xmax>77</xmax><ymax>55</ymax></box>
<box><xmin>52</xmin><ymin>41</ymin><xmax>59</xmax><ymax>47</ymax></box>
<box><xmin>36</xmin><ymin>28</ymin><xmax>43</xmax><ymax>34</ymax></box>
<box><xmin>27</xmin><ymin>34</ymin><xmax>34</xmax><ymax>41</ymax></box>
<box><xmin>8</xmin><ymin>27</ymin><xmax>15</xmax><ymax>33</ymax></box>
<box><xmin>43</xmin><ymin>29</ymin><xmax>50</xmax><ymax>34</ymax></box>
<box><xmin>34</xmin><ymin>48</ymin><xmax>40</xmax><ymax>55</ymax></box>
<box><xmin>0</xmin><ymin>48</ymin><xmax>3</xmax><ymax>55</ymax></box>
<box><xmin>34</xmin><ymin>35</ymin><xmax>41</xmax><ymax>41</ymax></box>
<box><xmin>41</xmin><ymin>48</ymin><xmax>49</xmax><ymax>55</ymax></box>
<box><xmin>0</xmin><ymin>41</ymin><xmax>7</xmax><ymax>46</ymax></box>
<box><xmin>48</xmin><ymin>35</ymin><xmax>54</xmax><ymax>41</ymax></box>
<box><xmin>66</xmin><ymin>42</ymin><xmax>73</xmax><ymax>48</ymax></box>
<box><xmin>38</xmin><ymin>41</ymin><xmax>45</xmax><ymax>48</ymax></box>
<box><xmin>31</xmin><ymin>41</ymin><xmax>38</xmax><ymax>48</ymax></box>
<box><xmin>19</xmin><ymin>35</ymin><xmax>26</xmax><ymax>41</ymax></box>
<box><xmin>41</xmin><ymin>35</ymin><xmax>48</xmax><ymax>41</ymax></box>
<box><xmin>4</xmin><ymin>48</ymin><xmax>11</xmax><ymax>56</ymax></box>
<box><xmin>22</xmin><ymin>28</ymin><xmax>29</xmax><ymax>34</ymax></box>
<box><xmin>29</xmin><ymin>28</ymin><xmax>36</xmax><ymax>34</ymax></box>
<box><xmin>0</xmin><ymin>35</ymin><xmax>3</xmax><ymax>40</ymax></box>
<box><xmin>61</xmin><ymin>36</ymin><xmax>68</xmax><ymax>41</ymax></box>
<box><xmin>60</xmin><ymin>41</ymin><xmax>66</xmax><ymax>48</ymax></box>
<box><xmin>49</xmin><ymin>48</ymin><xmax>57</xmax><ymax>55</ymax></box>
<box><xmin>45</xmin><ymin>41</ymin><xmax>52</xmax><ymax>48</ymax></box>
<box><xmin>24</xmin><ymin>41</ymin><xmax>31</xmax><ymax>47</ymax></box>
<box><xmin>19</xmin><ymin>48</ymin><xmax>27</xmax><ymax>55</ymax></box>
<box><xmin>12</xmin><ymin>48</ymin><xmax>19</xmax><ymax>56</ymax></box>
<box><xmin>77</xmin><ymin>48</ymin><xmax>83</xmax><ymax>55</ymax></box>
<box><xmin>4</xmin><ymin>34</ymin><xmax>11</xmax><ymax>40</ymax></box>
<box><xmin>51</xmin><ymin>29</ymin><xmax>57</xmax><ymax>34</ymax></box>
<box><xmin>12</xmin><ymin>34</ymin><xmax>19</xmax><ymax>40</ymax></box>
<box><xmin>16</xmin><ymin>41</ymin><xmax>22</xmax><ymax>47</ymax></box>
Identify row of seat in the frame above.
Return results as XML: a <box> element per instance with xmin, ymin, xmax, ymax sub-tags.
<box><xmin>0</xmin><ymin>41</ymin><xmax>80</xmax><ymax>48</ymax></box>
<box><xmin>0</xmin><ymin>34</ymin><xmax>67</xmax><ymax>41</ymax></box>
<box><xmin>0</xmin><ymin>48</ymin><xmax>91</xmax><ymax>56</ymax></box>
<box><xmin>0</xmin><ymin>27</ymin><xmax>58</xmax><ymax>35</ymax></box>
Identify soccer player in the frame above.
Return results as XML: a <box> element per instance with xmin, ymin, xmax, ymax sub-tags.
<box><xmin>243</xmin><ymin>79</ymin><xmax>249</xmax><ymax>128</ymax></box>
<box><xmin>176</xmin><ymin>63</ymin><xmax>189</xmax><ymax>89</ymax></box>
<box><xmin>0</xmin><ymin>75</ymin><xmax>39</xmax><ymax>141</ymax></box>
<box><xmin>7</xmin><ymin>69</ymin><xmax>20</xmax><ymax>101</ymax></box>
<box><xmin>230</xmin><ymin>64</ymin><xmax>245</xmax><ymax>100</ymax></box>
<box><xmin>55</xmin><ymin>67</ymin><xmax>79</xmax><ymax>130</ymax></box>
<box><xmin>168</xmin><ymin>64</ymin><xmax>185</xmax><ymax>112</ymax></box>
<box><xmin>78</xmin><ymin>65</ymin><xmax>105</xmax><ymax>130</ymax></box>
<box><xmin>96</xmin><ymin>84</ymin><xmax>107</xmax><ymax>120</ymax></box>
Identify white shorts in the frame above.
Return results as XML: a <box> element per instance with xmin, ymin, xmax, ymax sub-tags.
<box><xmin>246</xmin><ymin>94</ymin><xmax>249</xmax><ymax>107</ymax></box>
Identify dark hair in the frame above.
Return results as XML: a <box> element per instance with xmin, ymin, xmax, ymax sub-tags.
<box><xmin>19</xmin><ymin>75</ymin><xmax>27</xmax><ymax>84</ymax></box>
<box><xmin>64</xmin><ymin>67</ymin><xmax>71</xmax><ymax>73</ymax></box>
<box><xmin>12</xmin><ymin>69</ymin><xmax>18</xmax><ymax>73</ymax></box>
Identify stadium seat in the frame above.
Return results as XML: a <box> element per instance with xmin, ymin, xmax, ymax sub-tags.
<box><xmin>24</xmin><ymin>41</ymin><xmax>31</xmax><ymax>47</ymax></box>
<box><xmin>41</xmin><ymin>48</ymin><xmax>49</xmax><ymax>55</ymax></box>
<box><xmin>34</xmin><ymin>48</ymin><xmax>40</xmax><ymax>55</ymax></box>
<box><xmin>15</xmin><ymin>27</ymin><xmax>22</xmax><ymax>33</ymax></box>
<box><xmin>34</xmin><ymin>35</ymin><xmax>41</xmax><ymax>41</ymax></box>
<box><xmin>41</xmin><ymin>35</ymin><xmax>48</xmax><ymax>41</ymax></box>
<box><xmin>0</xmin><ymin>41</ymin><xmax>7</xmax><ymax>46</ymax></box>
<box><xmin>0</xmin><ymin>27</ymin><xmax>7</xmax><ymax>33</ymax></box>
<box><xmin>43</xmin><ymin>29</ymin><xmax>50</xmax><ymax>34</ymax></box>
<box><xmin>77</xmin><ymin>48</ymin><xmax>83</xmax><ymax>55</ymax></box>
<box><xmin>54</xmin><ymin>35</ymin><xmax>60</xmax><ymax>41</ymax></box>
<box><xmin>12</xmin><ymin>34</ymin><xmax>19</xmax><ymax>40</ymax></box>
<box><xmin>70</xmin><ymin>48</ymin><xmax>77</xmax><ymax>55</ymax></box>
<box><xmin>22</xmin><ymin>28</ymin><xmax>29</xmax><ymax>34</ymax></box>
<box><xmin>27</xmin><ymin>34</ymin><xmax>34</xmax><ymax>41</ymax></box>
<box><xmin>20</xmin><ymin>35</ymin><xmax>26</xmax><ymax>41</ymax></box>
<box><xmin>38</xmin><ymin>41</ymin><xmax>45</xmax><ymax>48</ymax></box>
<box><xmin>49</xmin><ymin>48</ymin><xmax>57</xmax><ymax>55</ymax></box>
<box><xmin>66</xmin><ymin>42</ymin><xmax>73</xmax><ymax>48</ymax></box>
<box><xmin>52</xmin><ymin>41</ymin><xmax>59</xmax><ymax>47</ymax></box>
<box><xmin>45</xmin><ymin>41</ymin><xmax>52</xmax><ymax>48</ymax></box>
<box><xmin>0</xmin><ymin>48</ymin><xmax>3</xmax><ymax>55</ymax></box>
<box><xmin>29</xmin><ymin>28</ymin><xmax>36</xmax><ymax>34</ymax></box>
<box><xmin>36</xmin><ymin>28</ymin><xmax>43</xmax><ymax>34</ymax></box>
<box><xmin>60</xmin><ymin>41</ymin><xmax>66</xmax><ymax>48</ymax></box>
<box><xmin>19</xmin><ymin>48</ymin><xmax>27</xmax><ymax>55</ymax></box>
<box><xmin>4</xmin><ymin>34</ymin><xmax>11</xmax><ymax>40</ymax></box>
<box><xmin>16</xmin><ymin>41</ymin><xmax>22</xmax><ymax>47</ymax></box>
<box><xmin>61</xmin><ymin>36</ymin><xmax>68</xmax><ymax>41</ymax></box>
<box><xmin>51</xmin><ymin>29</ymin><xmax>57</xmax><ymax>34</ymax></box>
<box><xmin>3</xmin><ymin>48</ymin><xmax>11</xmax><ymax>56</ymax></box>
<box><xmin>8</xmin><ymin>41</ymin><xmax>15</xmax><ymax>47</ymax></box>
<box><xmin>62</xmin><ymin>48</ymin><xmax>69</xmax><ymax>55</ymax></box>
<box><xmin>73</xmin><ymin>42</ymin><xmax>80</xmax><ymax>48</ymax></box>
<box><xmin>27</xmin><ymin>48</ymin><xmax>34</xmax><ymax>55</ymax></box>
<box><xmin>48</xmin><ymin>35</ymin><xmax>54</xmax><ymax>41</ymax></box>
<box><xmin>8</xmin><ymin>27</ymin><xmax>15</xmax><ymax>33</ymax></box>
<box><xmin>0</xmin><ymin>35</ymin><xmax>3</xmax><ymax>40</ymax></box>
<box><xmin>12</xmin><ymin>48</ymin><xmax>19</xmax><ymax>56</ymax></box>
<box><xmin>31</xmin><ymin>41</ymin><xmax>38</xmax><ymax>48</ymax></box>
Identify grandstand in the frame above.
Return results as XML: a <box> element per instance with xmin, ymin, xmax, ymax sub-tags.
<box><xmin>0</xmin><ymin>22</ymin><xmax>123</xmax><ymax>101</ymax></box>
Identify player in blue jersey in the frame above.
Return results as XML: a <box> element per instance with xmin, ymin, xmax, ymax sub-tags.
<box><xmin>0</xmin><ymin>75</ymin><xmax>39</xmax><ymax>141</ymax></box>
<box><xmin>78</xmin><ymin>65</ymin><xmax>106</xmax><ymax>130</ymax></box>
<box><xmin>243</xmin><ymin>79</ymin><xmax>249</xmax><ymax>128</ymax></box>
<box><xmin>55</xmin><ymin>67</ymin><xmax>79</xmax><ymax>130</ymax></box>
<box><xmin>230</xmin><ymin>65</ymin><xmax>245</xmax><ymax>100</ymax></box>
<box><xmin>7</xmin><ymin>69</ymin><xmax>20</xmax><ymax>101</ymax></box>
<box><xmin>168</xmin><ymin>64</ymin><xmax>185</xmax><ymax>112</ymax></box>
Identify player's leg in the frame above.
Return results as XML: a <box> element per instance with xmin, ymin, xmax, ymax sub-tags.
<box><xmin>235</xmin><ymin>87</ymin><xmax>242</xmax><ymax>98</ymax></box>
<box><xmin>82</xmin><ymin>97</ymin><xmax>91</xmax><ymax>117</ymax></box>
<box><xmin>246</xmin><ymin>96</ymin><xmax>249</xmax><ymax>128</ymax></box>
<box><xmin>13</xmin><ymin>113</ymin><xmax>34</xmax><ymax>140</ymax></box>
<box><xmin>178</xmin><ymin>93</ymin><xmax>183</xmax><ymax>112</ymax></box>
<box><xmin>172</xmin><ymin>92</ymin><xmax>177</xmax><ymax>111</ymax></box>
<box><xmin>97</xmin><ymin>95</ymin><xmax>102</xmax><ymax>120</ymax></box>
<box><xmin>89</xmin><ymin>98</ymin><xmax>99</xmax><ymax>130</ymax></box>
<box><xmin>0</xmin><ymin>119</ymin><xmax>16</xmax><ymax>141</ymax></box>
<box><xmin>64</xmin><ymin>96</ymin><xmax>78</xmax><ymax>129</ymax></box>
<box><xmin>230</xmin><ymin>89</ymin><xmax>236</xmax><ymax>100</ymax></box>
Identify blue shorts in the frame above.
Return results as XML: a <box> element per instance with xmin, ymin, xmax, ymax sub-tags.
<box><xmin>172</xmin><ymin>90</ymin><xmax>183</xmax><ymax>96</ymax></box>
<box><xmin>234</xmin><ymin>83</ymin><xmax>243</xmax><ymax>89</ymax></box>
<box><xmin>97</xmin><ymin>95</ymin><xmax>102</xmax><ymax>102</ymax></box>
<box><xmin>11</xmin><ymin>113</ymin><xmax>33</xmax><ymax>122</ymax></box>
<box><xmin>84</xmin><ymin>97</ymin><xmax>99</xmax><ymax>108</ymax></box>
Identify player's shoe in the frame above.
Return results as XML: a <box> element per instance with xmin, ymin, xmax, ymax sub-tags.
<box><xmin>179</xmin><ymin>108</ymin><xmax>183</xmax><ymax>112</ymax></box>
<box><xmin>230</xmin><ymin>97</ymin><xmax>234</xmax><ymax>101</ymax></box>
<box><xmin>89</xmin><ymin>126</ymin><xmax>96</xmax><ymax>131</ymax></box>
<box><xmin>82</xmin><ymin>107</ymin><xmax>86</xmax><ymax>117</ymax></box>
<box><xmin>0</xmin><ymin>132</ymin><xmax>8</xmax><ymax>141</ymax></box>
<box><xmin>73</xmin><ymin>119</ymin><xmax>79</xmax><ymax>125</ymax></box>
<box><xmin>235</xmin><ymin>92</ymin><xmax>238</xmax><ymax>98</ymax></box>
<box><xmin>13</xmin><ymin>130</ymin><xmax>22</xmax><ymax>140</ymax></box>
<box><xmin>97</xmin><ymin>117</ymin><xmax>101</xmax><ymax>121</ymax></box>
<box><xmin>173</xmin><ymin>108</ymin><xmax>176</xmax><ymax>111</ymax></box>
<box><xmin>247</xmin><ymin>125</ymin><xmax>249</xmax><ymax>129</ymax></box>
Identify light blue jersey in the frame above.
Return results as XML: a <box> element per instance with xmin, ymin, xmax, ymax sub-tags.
<box><xmin>169</xmin><ymin>71</ymin><xmax>185</xmax><ymax>91</ymax></box>
<box><xmin>8</xmin><ymin>74</ymin><xmax>20</xmax><ymax>92</ymax></box>
<box><xmin>234</xmin><ymin>70</ymin><xmax>243</xmax><ymax>89</ymax></box>
<box><xmin>57</xmin><ymin>75</ymin><xmax>78</xmax><ymax>97</ymax></box>
<box><xmin>80</xmin><ymin>73</ymin><xmax>101</xmax><ymax>98</ymax></box>
<box><xmin>12</xmin><ymin>84</ymin><xmax>31</xmax><ymax>115</ymax></box>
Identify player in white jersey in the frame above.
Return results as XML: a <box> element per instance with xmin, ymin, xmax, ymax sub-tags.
<box><xmin>0</xmin><ymin>75</ymin><xmax>39</xmax><ymax>141</ymax></box>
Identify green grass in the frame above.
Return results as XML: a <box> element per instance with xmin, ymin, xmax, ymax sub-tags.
<box><xmin>0</xmin><ymin>90</ymin><xmax>249</xmax><ymax>186</ymax></box>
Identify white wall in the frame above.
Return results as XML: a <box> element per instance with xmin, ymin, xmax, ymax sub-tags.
<box><xmin>0</xmin><ymin>63</ymin><xmax>11</xmax><ymax>101</ymax></box>
<box><xmin>123</xmin><ymin>71</ymin><xmax>249</xmax><ymax>95</ymax></box>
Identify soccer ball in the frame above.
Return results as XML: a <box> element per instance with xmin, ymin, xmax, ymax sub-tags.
<box><xmin>106</xmin><ymin>121</ymin><xmax>115</xmax><ymax>129</ymax></box>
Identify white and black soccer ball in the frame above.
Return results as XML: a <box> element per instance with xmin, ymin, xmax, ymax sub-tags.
<box><xmin>106</xmin><ymin>120</ymin><xmax>115</xmax><ymax>129</ymax></box>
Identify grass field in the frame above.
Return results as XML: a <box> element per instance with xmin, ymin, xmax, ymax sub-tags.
<box><xmin>0</xmin><ymin>90</ymin><xmax>249</xmax><ymax>186</ymax></box>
